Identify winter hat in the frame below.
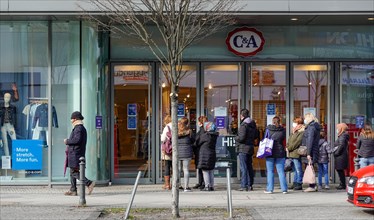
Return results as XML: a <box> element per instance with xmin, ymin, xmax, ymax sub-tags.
<box><xmin>204</xmin><ymin>122</ymin><xmax>217</xmax><ymax>132</ymax></box>
<box><xmin>71</xmin><ymin>111</ymin><xmax>84</xmax><ymax>120</ymax></box>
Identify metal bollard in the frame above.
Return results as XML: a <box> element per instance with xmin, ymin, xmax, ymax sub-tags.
<box><xmin>124</xmin><ymin>171</ymin><xmax>142</xmax><ymax>220</ymax></box>
<box><xmin>353</xmin><ymin>149</ymin><xmax>360</xmax><ymax>171</ymax></box>
<box><xmin>226</xmin><ymin>168</ymin><xmax>233</xmax><ymax>218</ymax></box>
<box><xmin>79</xmin><ymin>157</ymin><xmax>86</xmax><ymax>206</ymax></box>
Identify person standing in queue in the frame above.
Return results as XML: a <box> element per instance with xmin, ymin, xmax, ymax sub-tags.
<box><xmin>235</xmin><ymin>109</ymin><xmax>257</xmax><ymax>191</ymax></box>
<box><xmin>192</xmin><ymin>115</ymin><xmax>208</xmax><ymax>190</ymax></box>
<box><xmin>333</xmin><ymin>123</ymin><xmax>349</xmax><ymax>190</ymax></box>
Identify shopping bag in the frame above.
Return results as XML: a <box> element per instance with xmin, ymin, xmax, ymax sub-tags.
<box><xmin>303</xmin><ymin>162</ymin><xmax>316</xmax><ymax>184</ymax></box>
<box><xmin>256</xmin><ymin>129</ymin><xmax>273</xmax><ymax>159</ymax></box>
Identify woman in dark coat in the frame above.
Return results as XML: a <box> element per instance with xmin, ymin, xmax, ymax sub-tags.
<box><xmin>333</xmin><ymin>123</ymin><xmax>349</xmax><ymax>190</ymax></box>
<box><xmin>177</xmin><ymin>117</ymin><xmax>194</xmax><ymax>192</ymax></box>
<box><xmin>192</xmin><ymin>116</ymin><xmax>208</xmax><ymax>189</ymax></box>
<box><xmin>264</xmin><ymin>116</ymin><xmax>288</xmax><ymax>194</ymax></box>
<box><xmin>197</xmin><ymin>122</ymin><xmax>218</xmax><ymax>191</ymax></box>
<box><xmin>301</xmin><ymin>113</ymin><xmax>321</xmax><ymax>192</ymax></box>
<box><xmin>63</xmin><ymin>111</ymin><xmax>95</xmax><ymax>196</ymax></box>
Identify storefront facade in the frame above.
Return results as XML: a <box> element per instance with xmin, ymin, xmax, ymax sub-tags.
<box><xmin>0</xmin><ymin>1</ymin><xmax>373</xmax><ymax>185</ymax></box>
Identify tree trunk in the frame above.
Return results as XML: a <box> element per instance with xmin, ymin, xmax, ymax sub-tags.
<box><xmin>171</xmin><ymin>67</ymin><xmax>180</xmax><ymax>218</ymax></box>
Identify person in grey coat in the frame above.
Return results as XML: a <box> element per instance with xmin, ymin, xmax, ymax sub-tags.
<box><xmin>302</xmin><ymin>113</ymin><xmax>321</xmax><ymax>192</ymax></box>
<box><xmin>357</xmin><ymin>124</ymin><xmax>374</xmax><ymax>168</ymax></box>
<box><xmin>63</xmin><ymin>111</ymin><xmax>95</xmax><ymax>196</ymax></box>
<box><xmin>333</xmin><ymin>123</ymin><xmax>349</xmax><ymax>190</ymax></box>
<box><xmin>317</xmin><ymin>130</ymin><xmax>332</xmax><ymax>190</ymax></box>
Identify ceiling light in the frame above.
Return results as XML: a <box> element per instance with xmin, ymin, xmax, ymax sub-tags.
<box><xmin>162</xmin><ymin>82</ymin><xmax>166</xmax><ymax>88</ymax></box>
<box><xmin>291</xmin><ymin>18</ymin><xmax>298</xmax><ymax>21</ymax></box>
<box><xmin>368</xmin><ymin>17</ymin><xmax>374</xmax><ymax>21</ymax></box>
<box><xmin>187</xmin><ymin>94</ymin><xmax>190</xmax><ymax>98</ymax></box>
<box><xmin>208</xmin><ymin>83</ymin><xmax>212</xmax><ymax>89</ymax></box>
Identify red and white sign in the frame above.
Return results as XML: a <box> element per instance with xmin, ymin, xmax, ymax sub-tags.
<box><xmin>226</xmin><ymin>27</ymin><xmax>265</xmax><ymax>57</ymax></box>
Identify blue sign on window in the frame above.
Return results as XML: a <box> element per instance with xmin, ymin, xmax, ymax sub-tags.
<box><xmin>96</xmin><ymin>116</ymin><xmax>102</xmax><ymax>129</ymax></box>
<box><xmin>177</xmin><ymin>103</ymin><xmax>185</xmax><ymax>117</ymax></box>
<box><xmin>216</xmin><ymin>116</ymin><xmax>225</xmax><ymax>129</ymax></box>
<box><xmin>356</xmin><ymin>116</ymin><xmax>365</xmax><ymax>128</ymax></box>
<box><xmin>12</xmin><ymin>140</ymin><xmax>43</xmax><ymax>170</ymax></box>
<box><xmin>266</xmin><ymin>103</ymin><xmax>276</xmax><ymax>115</ymax></box>
<box><xmin>127</xmin><ymin>116</ymin><xmax>137</xmax><ymax>130</ymax></box>
<box><xmin>127</xmin><ymin>104</ymin><xmax>137</xmax><ymax>116</ymax></box>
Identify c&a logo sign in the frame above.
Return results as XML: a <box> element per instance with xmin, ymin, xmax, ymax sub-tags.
<box><xmin>226</xmin><ymin>27</ymin><xmax>265</xmax><ymax>57</ymax></box>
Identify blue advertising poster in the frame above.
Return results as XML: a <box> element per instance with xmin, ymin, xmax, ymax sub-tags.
<box><xmin>127</xmin><ymin>104</ymin><xmax>137</xmax><ymax>116</ymax></box>
<box><xmin>177</xmin><ymin>103</ymin><xmax>185</xmax><ymax>117</ymax></box>
<box><xmin>12</xmin><ymin>140</ymin><xmax>43</xmax><ymax>170</ymax></box>
<box><xmin>216</xmin><ymin>116</ymin><xmax>225</xmax><ymax>129</ymax></box>
<box><xmin>356</xmin><ymin>116</ymin><xmax>365</xmax><ymax>128</ymax></box>
<box><xmin>127</xmin><ymin>116</ymin><xmax>137</xmax><ymax>130</ymax></box>
<box><xmin>266</xmin><ymin>103</ymin><xmax>276</xmax><ymax>115</ymax></box>
<box><xmin>96</xmin><ymin>116</ymin><xmax>102</xmax><ymax>129</ymax></box>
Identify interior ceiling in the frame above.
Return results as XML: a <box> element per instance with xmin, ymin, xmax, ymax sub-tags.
<box><xmin>1</xmin><ymin>14</ymin><xmax>373</xmax><ymax>25</ymax></box>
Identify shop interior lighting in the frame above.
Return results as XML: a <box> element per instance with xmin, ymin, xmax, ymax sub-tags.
<box><xmin>187</xmin><ymin>94</ymin><xmax>190</xmax><ymax>98</ymax></box>
<box><xmin>368</xmin><ymin>17</ymin><xmax>374</xmax><ymax>21</ymax></box>
<box><xmin>162</xmin><ymin>82</ymin><xmax>166</xmax><ymax>88</ymax></box>
<box><xmin>208</xmin><ymin>83</ymin><xmax>213</xmax><ymax>89</ymax></box>
<box><xmin>291</xmin><ymin>18</ymin><xmax>298</xmax><ymax>21</ymax></box>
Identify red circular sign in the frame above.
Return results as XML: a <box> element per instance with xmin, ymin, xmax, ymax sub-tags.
<box><xmin>226</xmin><ymin>27</ymin><xmax>265</xmax><ymax>57</ymax></box>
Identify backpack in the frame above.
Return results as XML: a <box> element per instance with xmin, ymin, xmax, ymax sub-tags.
<box><xmin>161</xmin><ymin>126</ymin><xmax>172</xmax><ymax>155</ymax></box>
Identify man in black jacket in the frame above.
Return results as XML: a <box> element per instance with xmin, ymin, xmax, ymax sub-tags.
<box><xmin>235</xmin><ymin>109</ymin><xmax>258</xmax><ymax>191</ymax></box>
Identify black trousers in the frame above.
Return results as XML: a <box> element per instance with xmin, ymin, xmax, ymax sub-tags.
<box><xmin>197</xmin><ymin>168</ymin><xmax>204</xmax><ymax>185</ymax></box>
<box><xmin>336</xmin><ymin>169</ymin><xmax>346</xmax><ymax>186</ymax></box>
<box><xmin>70</xmin><ymin>167</ymin><xmax>92</xmax><ymax>192</ymax></box>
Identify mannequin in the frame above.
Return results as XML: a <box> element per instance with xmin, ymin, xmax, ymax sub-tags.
<box><xmin>0</xmin><ymin>93</ymin><xmax>17</xmax><ymax>156</ymax></box>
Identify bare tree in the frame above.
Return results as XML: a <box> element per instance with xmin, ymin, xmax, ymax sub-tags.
<box><xmin>82</xmin><ymin>0</ymin><xmax>238</xmax><ymax>217</ymax></box>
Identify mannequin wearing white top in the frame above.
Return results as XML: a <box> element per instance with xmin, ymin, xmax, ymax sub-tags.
<box><xmin>0</xmin><ymin>93</ymin><xmax>17</xmax><ymax>156</ymax></box>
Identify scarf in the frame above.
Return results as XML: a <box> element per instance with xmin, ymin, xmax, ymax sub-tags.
<box><xmin>293</xmin><ymin>124</ymin><xmax>304</xmax><ymax>134</ymax></box>
<box><xmin>72</xmin><ymin>120</ymin><xmax>84</xmax><ymax>127</ymax></box>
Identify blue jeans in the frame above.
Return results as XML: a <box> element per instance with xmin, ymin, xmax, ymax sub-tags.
<box><xmin>318</xmin><ymin>163</ymin><xmax>329</xmax><ymax>186</ymax></box>
<box><xmin>265</xmin><ymin>157</ymin><xmax>288</xmax><ymax>192</ymax></box>
<box><xmin>359</xmin><ymin>157</ymin><xmax>374</xmax><ymax>168</ymax></box>
<box><xmin>239</xmin><ymin>152</ymin><xmax>254</xmax><ymax>188</ymax></box>
<box><xmin>291</xmin><ymin>158</ymin><xmax>303</xmax><ymax>184</ymax></box>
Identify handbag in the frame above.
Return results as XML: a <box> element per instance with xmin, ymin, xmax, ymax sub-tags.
<box><xmin>284</xmin><ymin>158</ymin><xmax>293</xmax><ymax>172</ymax></box>
<box><xmin>303</xmin><ymin>162</ymin><xmax>316</xmax><ymax>184</ymax></box>
<box><xmin>297</xmin><ymin>145</ymin><xmax>308</xmax><ymax>156</ymax></box>
<box><xmin>256</xmin><ymin>129</ymin><xmax>274</xmax><ymax>159</ymax></box>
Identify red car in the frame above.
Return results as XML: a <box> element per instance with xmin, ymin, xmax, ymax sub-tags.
<box><xmin>347</xmin><ymin>165</ymin><xmax>374</xmax><ymax>208</ymax></box>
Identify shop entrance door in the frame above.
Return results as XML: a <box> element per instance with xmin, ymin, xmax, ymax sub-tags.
<box><xmin>112</xmin><ymin>64</ymin><xmax>153</xmax><ymax>183</ymax></box>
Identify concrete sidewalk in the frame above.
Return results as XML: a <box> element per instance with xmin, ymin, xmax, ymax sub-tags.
<box><xmin>1</xmin><ymin>184</ymin><xmax>372</xmax><ymax>219</ymax></box>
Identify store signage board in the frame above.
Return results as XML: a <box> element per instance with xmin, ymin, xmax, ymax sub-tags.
<box><xmin>127</xmin><ymin>104</ymin><xmax>137</xmax><ymax>116</ymax></box>
<box><xmin>96</xmin><ymin>116</ymin><xmax>102</xmax><ymax>129</ymax></box>
<box><xmin>12</xmin><ymin>140</ymin><xmax>43</xmax><ymax>170</ymax></box>
<box><xmin>303</xmin><ymin>107</ymin><xmax>316</xmax><ymax>117</ymax></box>
<box><xmin>214</xmin><ymin>106</ymin><xmax>227</xmax><ymax>117</ymax></box>
<box><xmin>2</xmin><ymin>156</ymin><xmax>11</xmax><ymax>169</ymax></box>
<box><xmin>216</xmin><ymin>116</ymin><xmax>225</xmax><ymax>129</ymax></box>
<box><xmin>127</xmin><ymin>116</ymin><xmax>137</xmax><ymax>130</ymax></box>
<box><xmin>226</xmin><ymin>27</ymin><xmax>265</xmax><ymax>57</ymax></box>
<box><xmin>356</xmin><ymin>116</ymin><xmax>365</xmax><ymax>128</ymax></box>
<box><xmin>177</xmin><ymin>103</ymin><xmax>185</xmax><ymax>117</ymax></box>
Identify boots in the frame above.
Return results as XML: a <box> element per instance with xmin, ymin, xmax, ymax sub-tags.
<box><xmin>162</xmin><ymin>176</ymin><xmax>171</xmax><ymax>190</ymax></box>
<box><xmin>288</xmin><ymin>182</ymin><xmax>295</xmax><ymax>190</ymax></box>
<box><xmin>293</xmin><ymin>182</ymin><xmax>303</xmax><ymax>190</ymax></box>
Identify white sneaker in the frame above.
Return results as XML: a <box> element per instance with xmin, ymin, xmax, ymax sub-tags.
<box><xmin>263</xmin><ymin>190</ymin><xmax>273</xmax><ymax>194</ymax></box>
<box><xmin>324</xmin><ymin>185</ymin><xmax>330</xmax><ymax>190</ymax></box>
<box><xmin>184</xmin><ymin>187</ymin><xmax>192</xmax><ymax>192</ymax></box>
<box><xmin>283</xmin><ymin>191</ymin><xmax>288</xmax><ymax>194</ymax></box>
<box><xmin>303</xmin><ymin>187</ymin><xmax>317</xmax><ymax>192</ymax></box>
<box><xmin>317</xmin><ymin>185</ymin><xmax>323</xmax><ymax>191</ymax></box>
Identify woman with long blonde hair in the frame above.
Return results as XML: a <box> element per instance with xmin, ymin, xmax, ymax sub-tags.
<box><xmin>357</xmin><ymin>124</ymin><xmax>374</xmax><ymax>168</ymax></box>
